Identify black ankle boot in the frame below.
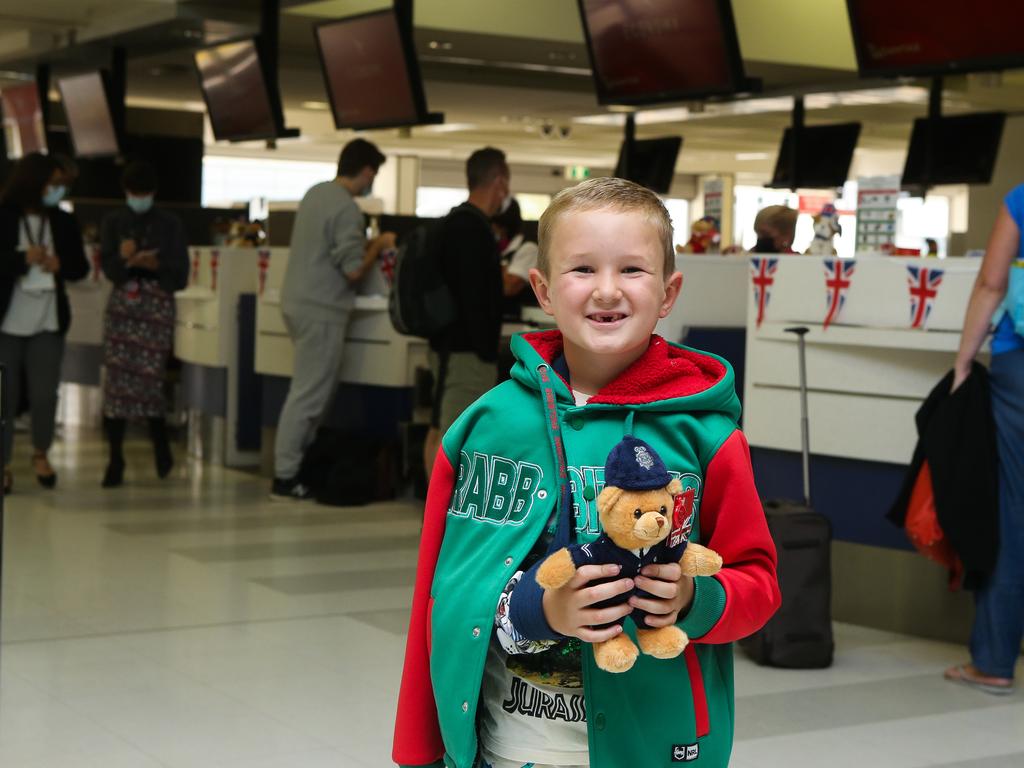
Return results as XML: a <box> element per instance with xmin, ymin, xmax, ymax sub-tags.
<box><xmin>149</xmin><ymin>418</ymin><xmax>173</xmax><ymax>479</ymax></box>
<box><xmin>102</xmin><ymin>458</ymin><xmax>125</xmax><ymax>488</ymax></box>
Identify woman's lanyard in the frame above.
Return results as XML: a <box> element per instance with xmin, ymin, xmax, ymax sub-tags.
<box><xmin>537</xmin><ymin>363</ymin><xmax>576</xmax><ymax>552</ymax></box>
<box><xmin>21</xmin><ymin>214</ymin><xmax>46</xmax><ymax>249</ymax></box>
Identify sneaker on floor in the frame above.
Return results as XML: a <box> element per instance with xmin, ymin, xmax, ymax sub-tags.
<box><xmin>270</xmin><ymin>477</ymin><xmax>315</xmax><ymax>502</ymax></box>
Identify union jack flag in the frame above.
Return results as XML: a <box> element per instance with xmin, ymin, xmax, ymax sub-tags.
<box><xmin>257</xmin><ymin>249</ymin><xmax>271</xmax><ymax>296</ymax></box>
<box><xmin>822</xmin><ymin>257</ymin><xmax>855</xmax><ymax>330</ymax></box>
<box><xmin>906</xmin><ymin>265</ymin><xmax>944</xmax><ymax>329</ymax></box>
<box><xmin>749</xmin><ymin>256</ymin><xmax>779</xmax><ymax>328</ymax></box>
<box><xmin>191</xmin><ymin>249</ymin><xmax>201</xmax><ymax>285</ymax></box>
<box><xmin>210</xmin><ymin>249</ymin><xmax>220</xmax><ymax>291</ymax></box>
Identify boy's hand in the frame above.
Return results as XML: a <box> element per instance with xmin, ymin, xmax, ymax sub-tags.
<box><xmin>542</xmin><ymin>564</ymin><xmax>634</xmax><ymax>642</ymax></box>
<box><xmin>630</xmin><ymin>563</ymin><xmax>695</xmax><ymax>627</ymax></box>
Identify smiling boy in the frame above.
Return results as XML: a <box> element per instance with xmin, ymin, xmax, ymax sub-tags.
<box><xmin>393</xmin><ymin>177</ymin><xmax>780</xmax><ymax>768</ymax></box>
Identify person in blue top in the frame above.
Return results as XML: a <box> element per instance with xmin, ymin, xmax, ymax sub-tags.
<box><xmin>947</xmin><ymin>183</ymin><xmax>1024</xmax><ymax>695</ymax></box>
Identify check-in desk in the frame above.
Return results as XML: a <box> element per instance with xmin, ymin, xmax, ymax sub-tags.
<box><xmin>742</xmin><ymin>254</ymin><xmax>983</xmax><ymax>642</ymax></box>
<box><xmin>659</xmin><ymin>254</ymin><xmax>749</xmax><ymax>398</ymax></box>
<box><xmin>175</xmin><ymin>247</ymin><xmax>260</xmax><ymax>467</ymax></box>
<box><xmin>255</xmin><ymin>251</ymin><xmax>428</xmax><ymax>387</ymax></box>
<box><xmin>59</xmin><ymin>247</ymin><xmax>109</xmax><ymax>425</ymax></box>
<box><xmin>62</xmin><ymin>249</ymin><xmax>110</xmax><ymax>386</ymax></box>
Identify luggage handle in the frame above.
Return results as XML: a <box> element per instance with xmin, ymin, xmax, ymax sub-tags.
<box><xmin>784</xmin><ymin>327</ymin><xmax>811</xmax><ymax>508</ymax></box>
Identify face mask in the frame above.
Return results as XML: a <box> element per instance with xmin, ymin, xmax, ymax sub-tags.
<box><xmin>753</xmin><ymin>235</ymin><xmax>777</xmax><ymax>253</ymax></box>
<box><xmin>127</xmin><ymin>195</ymin><xmax>154</xmax><ymax>214</ymax></box>
<box><xmin>497</xmin><ymin>194</ymin><xmax>512</xmax><ymax>215</ymax></box>
<box><xmin>42</xmin><ymin>185</ymin><xmax>66</xmax><ymax>207</ymax></box>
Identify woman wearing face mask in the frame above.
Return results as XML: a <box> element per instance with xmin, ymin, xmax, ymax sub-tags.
<box><xmin>0</xmin><ymin>152</ymin><xmax>89</xmax><ymax>493</ymax></box>
<box><xmin>99</xmin><ymin>160</ymin><xmax>188</xmax><ymax>487</ymax></box>
<box><xmin>751</xmin><ymin>204</ymin><xmax>799</xmax><ymax>253</ymax></box>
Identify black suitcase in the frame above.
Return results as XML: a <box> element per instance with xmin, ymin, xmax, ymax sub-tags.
<box><xmin>740</xmin><ymin>327</ymin><xmax>835</xmax><ymax>669</ymax></box>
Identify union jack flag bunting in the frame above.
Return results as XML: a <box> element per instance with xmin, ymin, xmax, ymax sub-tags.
<box><xmin>906</xmin><ymin>265</ymin><xmax>944</xmax><ymax>329</ymax></box>
<box><xmin>749</xmin><ymin>256</ymin><xmax>779</xmax><ymax>328</ymax></box>
<box><xmin>822</xmin><ymin>257</ymin><xmax>855</xmax><ymax>330</ymax></box>
<box><xmin>257</xmin><ymin>250</ymin><xmax>271</xmax><ymax>296</ymax></box>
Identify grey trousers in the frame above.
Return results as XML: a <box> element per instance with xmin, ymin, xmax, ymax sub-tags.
<box><xmin>0</xmin><ymin>331</ymin><xmax>65</xmax><ymax>463</ymax></box>
<box><xmin>273</xmin><ymin>311</ymin><xmax>349</xmax><ymax>480</ymax></box>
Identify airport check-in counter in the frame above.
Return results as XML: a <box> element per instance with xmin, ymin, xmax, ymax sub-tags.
<box><xmin>62</xmin><ymin>246</ymin><xmax>111</xmax><ymax>385</ymax></box>
<box><xmin>741</xmin><ymin>253</ymin><xmax>984</xmax><ymax>641</ymax></box>
<box><xmin>175</xmin><ymin>246</ymin><xmax>260</xmax><ymax>467</ymax></box>
<box><xmin>255</xmin><ymin>250</ymin><xmax>429</xmax><ymax>387</ymax></box>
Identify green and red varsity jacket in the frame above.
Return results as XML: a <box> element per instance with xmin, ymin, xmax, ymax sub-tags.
<box><xmin>393</xmin><ymin>330</ymin><xmax>781</xmax><ymax>768</ymax></box>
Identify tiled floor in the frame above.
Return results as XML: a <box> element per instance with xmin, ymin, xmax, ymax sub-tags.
<box><xmin>1</xmin><ymin>429</ymin><xmax>1020</xmax><ymax>767</ymax></box>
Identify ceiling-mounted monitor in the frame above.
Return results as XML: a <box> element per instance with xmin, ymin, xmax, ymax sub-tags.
<box><xmin>768</xmin><ymin>123</ymin><xmax>861</xmax><ymax>190</ymax></box>
<box><xmin>614</xmin><ymin>136</ymin><xmax>682</xmax><ymax>194</ymax></box>
<box><xmin>846</xmin><ymin>0</ymin><xmax>1024</xmax><ymax>78</ymax></box>
<box><xmin>578</xmin><ymin>0</ymin><xmax>746</xmax><ymax>106</ymax></box>
<box><xmin>56</xmin><ymin>71</ymin><xmax>120</xmax><ymax>158</ymax></box>
<box><xmin>194</xmin><ymin>38</ymin><xmax>284</xmax><ymax>142</ymax></box>
<box><xmin>315</xmin><ymin>8</ymin><xmax>441</xmax><ymax>130</ymax></box>
<box><xmin>1</xmin><ymin>81</ymin><xmax>46</xmax><ymax>159</ymax></box>
<box><xmin>902</xmin><ymin>112</ymin><xmax>1006</xmax><ymax>188</ymax></box>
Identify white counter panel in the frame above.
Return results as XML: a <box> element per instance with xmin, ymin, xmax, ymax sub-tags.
<box><xmin>255</xmin><ymin>251</ymin><xmax>427</xmax><ymax>387</ymax></box>
<box><xmin>743</xmin><ymin>254</ymin><xmax>985</xmax><ymax>465</ymax></box>
<box><xmin>65</xmin><ymin>277</ymin><xmax>111</xmax><ymax>346</ymax></box>
<box><xmin>657</xmin><ymin>255</ymin><xmax>748</xmax><ymax>341</ymax></box>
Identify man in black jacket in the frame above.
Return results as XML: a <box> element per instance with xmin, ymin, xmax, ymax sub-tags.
<box><xmin>423</xmin><ymin>147</ymin><xmax>509</xmax><ymax>474</ymax></box>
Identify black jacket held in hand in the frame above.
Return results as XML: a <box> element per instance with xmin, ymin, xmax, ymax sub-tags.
<box><xmin>0</xmin><ymin>204</ymin><xmax>89</xmax><ymax>334</ymax></box>
<box><xmin>888</xmin><ymin>363</ymin><xmax>999</xmax><ymax>589</ymax></box>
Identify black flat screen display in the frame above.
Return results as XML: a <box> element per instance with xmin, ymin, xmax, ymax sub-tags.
<box><xmin>315</xmin><ymin>9</ymin><xmax>428</xmax><ymax>130</ymax></box>
<box><xmin>57</xmin><ymin>72</ymin><xmax>120</xmax><ymax>158</ymax></box>
<box><xmin>769</xmin><ymin>123</ymin><xmax>861</xmax><ymax>190</ymax></box>
<box><xmin>901</xmin><ymin>113</ymin><xmax>1006</xmax><ymax>187</ymax></box>
<box><xmin>194</xmin><ymin>39</ymin><xmax>279</xmax><ymax>142</ymax></box>
<box><xmin>614</xmin><ymin>136</ymin><xmax>683</xmax><ymax>194</ymax></box>
<box><xmin>578</xmin><ymin>0</ymin><xmax>746</xmax><ymax>105</ymax></box>
<box><xmin>847</xmin><ymin>0</ymin><xmax>1024</xmax><ymax>77</ymax></box>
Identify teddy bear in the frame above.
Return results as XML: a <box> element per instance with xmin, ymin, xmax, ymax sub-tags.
<box><xmin>805</xmin><ymin>203</ymin><xmax>841</xmax><ymax>256</ymax></box>
<box><xmin>676</xmin><ymin>216</ymin><xmax>720</xmax><ymax>254</ymax></box>
<box><xmin>535</xmin><ymin>436</ymin><xmax>723</xmax><ymax>673</ymax></box>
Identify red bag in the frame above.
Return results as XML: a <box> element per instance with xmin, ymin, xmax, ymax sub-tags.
<box><xmin>905</xmin><ymin>460</ymin><xmax>963</xmax><ymax>588</ymax></box>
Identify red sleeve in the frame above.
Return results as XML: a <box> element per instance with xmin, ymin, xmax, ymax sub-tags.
<box><xmin>699</xmin><ymin>430</ymin><xmax>781</xmax><ymax>644</ymax></box>
<box><xmin>392</xmin><ymin>448</ymin><xmax>454</xmax><ymax>765</ymax></box>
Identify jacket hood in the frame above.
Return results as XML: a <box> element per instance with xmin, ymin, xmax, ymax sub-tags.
<box><xmin>509</xmin><ymin>329</ymin><xmax>740</xmax><ymax>421</ymax></box>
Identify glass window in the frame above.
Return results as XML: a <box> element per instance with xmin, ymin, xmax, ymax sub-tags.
<box><xmin>662</xmin><ymin>198</ymin><xmax>691</xmax><ymax>250</ymax></box>
<box><xmin>201</xmin><ymin>155</ymin><xmax>337</xmax><ymax>208</ymax></box>
<box><xmin>416</xmin><ymin>187</ymin><xmax>466</xmax><ymax>218</ymax></box>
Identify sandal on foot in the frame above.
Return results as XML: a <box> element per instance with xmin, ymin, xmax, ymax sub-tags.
<box><xmin>944</xmin><ymin>664</ymin><xmax>1014</xmax><ymax>696</ymax></box>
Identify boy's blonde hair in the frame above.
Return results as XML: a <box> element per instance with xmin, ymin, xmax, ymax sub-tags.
<box><xmin>537</xmin><ymin>177</ymin><xmax>675</xmax><ymax>278</ymax></box>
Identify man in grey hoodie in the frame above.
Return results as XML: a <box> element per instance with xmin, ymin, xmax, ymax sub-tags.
<box><xmin>271</xmin><ymin>138</ymin><xmax>394</xmax><ymax>501</ymax></box>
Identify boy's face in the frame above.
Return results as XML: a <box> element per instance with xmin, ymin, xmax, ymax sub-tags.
<box><xmin>529</xmin><ymin>208</ymin><xmax>682</xmax><ymax>365</ymax></box>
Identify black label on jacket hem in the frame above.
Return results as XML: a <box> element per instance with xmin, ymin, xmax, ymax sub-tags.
<box><xmin>671</xmin><ymin>743</ymin><xmax>700</xmax><ymax>762</ymax></box>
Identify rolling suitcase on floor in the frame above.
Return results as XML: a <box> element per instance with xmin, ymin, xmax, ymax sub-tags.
<box><xmin>740</xmin><ymin>327</ymin><xmax>834</xmax><ymax>669</ymax></box>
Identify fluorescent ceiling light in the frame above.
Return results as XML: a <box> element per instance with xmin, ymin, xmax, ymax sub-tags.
<box><xmin>735</xmin><ymin>152</ymin><xmax>770</xmax><ymax>161</ymax></box>
<box><xmin>302</xmin><ymin>100</ymin><xmax>330</xmax><ymax>110</ymax></box>
<box><xmin>417</xmin><ymin>122</ymin><xmax>477</xmax><ymax>133</ymax></box>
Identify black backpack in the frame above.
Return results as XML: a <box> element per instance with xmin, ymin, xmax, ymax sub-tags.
<box><xmin>388</xmin><ymin>217</ymin><xmax>455</xmax><ymax>338</ymax></box>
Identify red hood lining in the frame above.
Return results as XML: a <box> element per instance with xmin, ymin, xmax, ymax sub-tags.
<box><xmin>523</xmin><ymin>330</ymin><xmax>727</xmax><ymax>405</ymax></box>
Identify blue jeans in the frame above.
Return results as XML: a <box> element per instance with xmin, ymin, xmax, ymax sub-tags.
<box><xmin>971</xmin><ymin>349</ymin><xmax>1024</xmax><ymax>678</ymax></box>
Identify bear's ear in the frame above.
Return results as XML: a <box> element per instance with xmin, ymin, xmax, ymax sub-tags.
<box><xmin>597</xmin><ymin>485</ymin><xmax>624</xmax><ymax>512</ymax></box>
<box><xmin>666</xmin><ymin>478</ymin><xmax>683</xmax><ymax>496</ymax></box>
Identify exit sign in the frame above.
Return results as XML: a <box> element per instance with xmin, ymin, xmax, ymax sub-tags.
<box><xmin>565</xmin><ymin>165</ymin><xmax>591</xmax><ymax>180</ymax></box>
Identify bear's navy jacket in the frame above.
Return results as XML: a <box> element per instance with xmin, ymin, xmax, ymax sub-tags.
<box><xmin>568</xmin><ymin>534</ymin><xmax>686</xmax><ymax>628</ymax></box>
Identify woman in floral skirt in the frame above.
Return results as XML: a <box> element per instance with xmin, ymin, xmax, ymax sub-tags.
<box><xmin>100</xmin><ymin>161</ymin><xmax>188</xmax><ymax>487</ymax></box>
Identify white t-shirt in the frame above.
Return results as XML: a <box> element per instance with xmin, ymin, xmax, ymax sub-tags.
<box><xmin>503</xmin><ymin>235</ymin><xmax>539</xmax><ymax>283</ymax></box>
<box><xmin>479</xmin><ymin>644</ymin><xmax>589</xmax><ymax>766</ymax></box>
<box><xmin>2</xmin><ymin>214</ymin><xmax>57</xmax><ymax>336</ymax></box>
